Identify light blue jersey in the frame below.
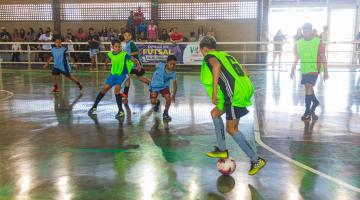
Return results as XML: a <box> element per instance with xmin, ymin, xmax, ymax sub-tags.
<box><xmin>149</xmin><ymin>62</ymin><xmax>176</xmax><ymax>92</ymax></box>
<box><xmin>51</xmin><ymin>46</ymin><xmax>71</xmax><ymax>73</ymax></box>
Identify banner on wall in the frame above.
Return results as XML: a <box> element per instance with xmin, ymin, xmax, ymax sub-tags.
<box><xmin>137</xmin><ymin>43</ymin><xmax>203</xmax><ymax>65</ymax></box>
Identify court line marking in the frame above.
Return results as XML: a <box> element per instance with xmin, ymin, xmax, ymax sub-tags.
<box><xmin>253</xmin><ymin>89</ymin><xmax>360</xmax><ymax>193</ymax></box>
<box><xmin>0</xmin><ymin>90</ymin><xmax>14</xmax><ymax>101</ymax></box>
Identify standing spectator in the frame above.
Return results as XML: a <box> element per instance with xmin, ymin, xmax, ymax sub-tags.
<box><xmin>11</xmin><ymin>38</ymin><xmax>22</xmax><ymax>62</ymax></box>
<box><xmin>170</xmin><ymin>27</ymin><xmax>183</xmax><ymax>43</ymax></box>
<box><xmin>88</xmin><ymin>27</ymin><xmax>100</xmax><ymax>70</ymax></box>
<box><xmin>12</xmin><ymin>29</ymin><xmax>20</xmax><ymax>41</ymax></box>
<box><xmin>18</xmin><ymin>28</ymin><xmax>27</xmax><ymax>50</ymax></box>
<box><xmin>25</xmin><ymin>28</ymin><xmax>36</xmax><ymax>42</ymax></box>
<box><xmin>38</xmin><ymin>30</ymin><xmax>53</xmax><ymax>62</ymax></box>
<box><xmin>189</xmin><ymin>32</ymin><xmax>197</xmax><ymax>42</ymax></box>
<box><xmin>159</xmin><ymin>29</ymin><xmax>168</xmax><ymax>42</ymax></box>
<box><xmin>0</xmin><ymin>27</ymin><xmax>12</xmax><ymax>50</ymax></box>
<box><xmin>76</xmin><ymin>28</ymin><xmax>88</xmax><ymax>65</ymax></box>
<box><xmin>134</xmin><ymin>7</ymin><xmax>144</xmax><ymax>37</ymax></box>
<box><xmin>37</xmin><ymin>28</ymin><xmax>44</xmax><ymax>39</ymax></box>
<box><xmin>147</xmin><ymin>20</ymin><xmax>157</xmax><ymax>42</ymax></box>
<box><xmin>272</xmin><ymin>30</ymin><xmax>286</xmax><ymax>69</ymax></box>
<box><xmin>198</xmin><ymin>26</ymin><xmax>205</xmax><ymax>41</ymax></box>
<box><xmin>127</xmin><ymin>11</ymin><xmax>136</xmax><ymax>41</ymax></box>
<box><xmin>294</xmin><ymin>28</ymin><xmax>303</xmax><ymax>41</ymax></box>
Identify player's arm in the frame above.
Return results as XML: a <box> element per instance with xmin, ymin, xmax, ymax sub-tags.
<box><xmin>209</xmin><ymin>57</ymin><xmax>221</xmax><ymax>105</ymax></box>
<box><xmin>44</xmin><ymin>56</ymin><xmax>53</xmax><ymax>69</ymax></box>
<box><xmin>130</xmin><ymin>43</ymin><xmax>139</xmax><ymax>56</ymax></box>
<box><xmin>172</xmin><ymin>79</ymin><xmax>177</xmax><ymax>102</ymax></box>
<box><xmin>291</xmin><ymin>44</ymin><xmax>299</xmax><ymax>79</ymax></box>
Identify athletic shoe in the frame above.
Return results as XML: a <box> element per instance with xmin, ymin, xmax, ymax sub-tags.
<box><xmin>206</xmin><ymin>146</ymin><xmax>229</xmax><ymax>159</ymax></box>
<box><xmin>248</xmin><ymin>157</ymin><xmax>266</xmax><ymax>176</ymax></box>
<box><xmin>163</xmin><ymin>113</ymin><xmax>172</xmax><ymax>121</ymax></box>
<box><xmin>88</xmin><ymin>107</ymin><xmax>97</xmax><ymax>116</ymax></box>
<box><xmin>52</xmin><ymin>87</ymin><xmax>59</xmax><ymax>93</ymax></box>
<box><xmin>311</xmin><ymin>112</ymin><xmax>319</xmax><ymax>121</ymax></box>
<box><xmin>115</xmin><ymin>110</ymin><xmax>125</xmax><ymax>120</ymax></box>
<box><xmin>153</xmin><ymin>100</ymin><xmax>160</xmax><ymax>112</ymax></box>
<box><xmin>301</xmin><ymin>111</ymin><xmax>311</xmax><ymax>121</ymax></box>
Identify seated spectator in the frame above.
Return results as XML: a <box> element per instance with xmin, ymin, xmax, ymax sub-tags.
<box><xmin>147</xmin><ymin>20</ymin><xmax>157</xmax><ymax>42</ymax></box>
<box><xmin>76</xmin><ymin>28</ymin><xmax>87</xmax><ymax>41</ymax></box>
<box><xmin>12</xmin><ymin>29</ymin><xmax>19</xmax><ymax>41</ymax></box>
<box><xmin>170</xmin><ymin>27</ymin><xmax>183</xmax><ymax>43</ymax></box>
<box><xmin>189</xmin><ymin>32</ymin><xmax>196</xmax><ymax>42</ymax></box>
<box><xmin>159</xmin><ymin>29</ymin><xmax>168</xmax><ymax>42</ymax></box>
<box><xmin>66</xmin><ymin>28</ymin><xmax>76</xmax><ymax>41</ymax></box>
<box><xmin>0</xmin><ymin>27</ymin><xmax>12</xmax><ymax>50</ymax></box>
<box><xmin>25</xmin><ymin>28</ymin><xmax>36</xmax><ymax>42</ymax></box>
<box><xmin>137</xmin><ymin>31</ymin><xmax>147</xmax><ymax>42</ymax></box>
<box><xmin>37</xmin><ymin>28</ymin><xmax>44</xmax><ymax>39</ymax></box>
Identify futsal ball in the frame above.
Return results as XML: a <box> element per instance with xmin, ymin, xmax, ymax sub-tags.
<box><xmin>217</xmin><ymin>158</ymin><xmax>236</xmax><ymax>175</ymax></box>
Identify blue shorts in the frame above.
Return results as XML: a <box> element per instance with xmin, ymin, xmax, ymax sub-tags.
<box><xmin>105</xmin><ymin>74</ymin><xmax>129</xmax><ymax>87</ymax></box>
<box><xmin>301</xmin><ymin>74</ymin><xmax>318</xmax><ymax>86</ymax></box>
<box><xmin>89</xmin><ymin>48</ymin><xmax>99</xmax><ymax>58</ymax></box>
<box><xmin>52</xmin><ymin>68</ymin><xmax>70</xmax><ymax>77</ymax></box>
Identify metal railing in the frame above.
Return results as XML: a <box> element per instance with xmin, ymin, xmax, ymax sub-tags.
<box><xmin>0</xmin><ymin>41</ymin><xmax>359</xmax><ymax>70</ymax></box>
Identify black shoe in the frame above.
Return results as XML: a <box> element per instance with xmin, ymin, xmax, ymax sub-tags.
<box><xmin>301</xmin><ymin>111</ymin><xmax>311</xmax><ymax>121</ymax></box>
<box><xmin>153</xmin><ymin>100</ymin><xmax>160</xmax><ymax>112</ymax></box>
<box><xmin>163</xmin><ymin>113</ymin><xmax>172</xmax><ymax>121</ymax></box>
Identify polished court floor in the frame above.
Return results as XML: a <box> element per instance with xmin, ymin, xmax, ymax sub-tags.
<box><xmin>0</xmin><ymin>68</ymin><xmax>359</xmax><ymax>200</ymax></box>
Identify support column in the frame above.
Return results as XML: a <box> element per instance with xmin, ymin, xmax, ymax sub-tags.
<box><xmin>52</xmin><ymin>0</ymin><xmax>61</xmax><ymax>33</ymax></box>
<box><xmin>256</xmin><ymin>0</ymin><xmax>269</xmax><ymax>64</ymax></box>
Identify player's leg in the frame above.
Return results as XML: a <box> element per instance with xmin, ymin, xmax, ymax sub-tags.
<box><xmin>206</xmin><ymin>107</ymin><xmax>227</xmax><ymax>159</ymax></box>
<box><xmin>225</xmin><ymin>106</ymin><xmax>266</xmax><ymax>175</ymax></box>
<box><xmin>88</xmin><ymin>76</ymin><xmax>113</xmax><ymax>115</ymax></box>
<box><xmin>135</xmin><ymin>68</ymin><xmax>151</xmax><ymax>85</ymax></box>
<box><xmin>162</xmin><ymin>90</ymin><xmax>172</xmax><ymax>121</ymax></box>
<box><xmin>122</xmin><ymin>78</ymin><xmax>131</xmax><ymax>104</ymax></box>
<box><xmin>114</xmin><ymin>84</ymin><xmax>125</xmax><ymax>119</ymax></box>
<box><xmin>51</xmin><ymin>69</ymin><xmax>61</xmax><ymax>93</ymax></box>
<box><xmin>150</xmin><ymin>91</ymin><xmax>160</xmax><ymax>112</ymax></box>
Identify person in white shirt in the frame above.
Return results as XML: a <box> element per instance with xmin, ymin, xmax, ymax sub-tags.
<box><xmin>38</xmin><ymin>31</ymin><xmax>52</xmax><ymax>62</ymax></box>
<box><xmin>11</xmin><ymin>38</ymin><xmax>22</xmax><ymax>62</ymax></box>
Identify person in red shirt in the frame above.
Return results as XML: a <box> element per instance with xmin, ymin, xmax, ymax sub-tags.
<box><xmin>170</xmin><ymin>27</ymin><xmax>183</xmax><ymax>43</ymax></box>
<box><xmin>134</xmin><ymin>7</ymin><xmax>144</xmax><ymax>37</ymax></box>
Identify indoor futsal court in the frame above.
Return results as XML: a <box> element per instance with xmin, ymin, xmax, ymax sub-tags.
<box><xmin>0</xmin><ymin>0</ymin><xmax>359</xmax><ymax>200</ymax></box>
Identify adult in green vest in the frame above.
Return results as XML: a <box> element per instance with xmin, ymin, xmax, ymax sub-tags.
<box><xmin>291</xmin><ymin>23</ymin><xmax>329</xmax><ymax>121</ymax></box>
<box><xmin>88</xmin><ymin>39</ymin><xmax>141</xmax><ymax>120</ymax></box>
<box><xmin>199</xmin><ymin>36</ymin><xmax>266</xmax><ymax>176</ymax></box>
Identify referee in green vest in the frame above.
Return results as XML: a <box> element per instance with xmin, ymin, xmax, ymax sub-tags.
<box><xmin>291</xmin><ymin>23</ymin><xmax>329</xmax><ymax>121</ymax></box>
<box><xmin>200</xmin><ymin>36</ymin><xmax>266</xmax><ymax>176</ymax></box>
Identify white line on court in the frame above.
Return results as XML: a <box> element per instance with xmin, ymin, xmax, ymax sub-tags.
<box><xmin>253</xmin><ymin>89</ymin><xmax>360</xmax><ymax>193</ymax></box>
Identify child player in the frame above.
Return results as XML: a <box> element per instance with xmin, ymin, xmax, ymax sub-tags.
<box><xmin>44</xmin><ymin>38</ymin><xmax>83</xmax><ymax>93</ymax></box>
<box><xmin>291</xmin><ymin>23</ymin><xmax>329</xmax><ymax>121</ymax></box>
<box><xmin>87</xmin><ymin>39</ymin><xmax>141</xmax><ymax>119</ymax></box>
<box><xmin>199</xmin><ymin>36</ymin><xmax>266</xmax><ymax>176</ymax></box>
<box><xmin>122</xmin><ymin>30</ymin><xmax>151</xmax><ymax>103</ymax></box>
<box><xmin>149</xmin><ymin>55</ymin><xmax>177</xmax><ymax>121</ymax></box>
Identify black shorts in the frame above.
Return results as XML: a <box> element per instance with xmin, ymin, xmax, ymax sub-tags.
<box><xmin>130</xmin><ymin>68</ymin><xmax>146</xmax><ymax>77</ymax></box>
<box><xmin>225</xmin><ymin>102</ymin><xmax>249</xmax><ymax>120</ymax></box>
<box><xmin>52</xmin><ymin>68</ymin><xmax>71</xmax><ymax>77</ymax></box>
<box><xmin>301</xmin><ymin>74</ymin><xmax>318</xmax><ymax>86</ymax></box>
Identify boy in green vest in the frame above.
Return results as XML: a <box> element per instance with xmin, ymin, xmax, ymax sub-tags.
<box><xmin>200</xmin><ymin>36</ymin><xmax>266</xmax><ymax>176</ymax></box>
<box><xmin>291</xmin><ymin>23</ymin><xmax>329</xmax><ymax>121</ymax></box>
<box><xmin>88</xmin><ymin>39</ymin><xmax>141</xmax><ymax>120</ymax></box>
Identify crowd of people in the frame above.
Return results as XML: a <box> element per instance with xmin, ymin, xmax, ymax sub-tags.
<box><xmin>0</xmin><ymin>7</ymin><xmax>216</xmax><ymax>67</ymax></box>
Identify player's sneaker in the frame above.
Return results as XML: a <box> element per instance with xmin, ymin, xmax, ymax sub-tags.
<box><xmin>122</xmin><ymin>93</ymin><xmax>128</xmax><ymax>104</ymax></box>
<box><xmin>163</xmin><ymin>113</ymin><xmax>172</xmax><ymax>121</ymax></box>
<box><xmin>301</xmin><ymin>111</ymin><xmax>311</xmax><ymax>121</ymax></box>
<box><xmin>115</xmin><ymin>110</ymin><xmax>125</xmax><ymax>120</ymax></box>
<box><xmin>248</xmin><ymin>157</ymin><xmax>266</xmax><ymax>176</ymax></box>
<box><xmin>153</xmin><ymin>100</ymin><xmax>160</xmax><ymax>112</ymax></box>
<box><xmin>52</xmin><ymin>87</ymin><xmax>59</xmax><ymax>93</ymax></box>
<box><xmin>88</xmin><ymin>107</ymin><xmax>97</xmax><ymax>116</ymax></box>
<box><xmin>206</xmin><ymin>146</ymin><xmax>229</xmax><ymax>159</ymax></box>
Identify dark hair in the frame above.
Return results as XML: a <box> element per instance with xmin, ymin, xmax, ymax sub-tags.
<box><xmin>167</xmin><ymin>55</ymin><xmax>177</xmax><ymax>62</ymax></box>
<box><xmin>199</xmin><ymin>36</ymin><xmax>216</xmax><ymax>49</ymax></box>
<box><xmin>54</xmin><ymin>37</ymin><xmax>62</xmax><ymax>42</ymax></box>
<box><xmin>89</xmin><ymin>27</ymin><xmax>94</xmax><ymax>31</ymax></box>
<box><xmin>124</xmin><ymin>29</ymin><xmax>132</xmax><ymax>35</ymax></box>
<box><xmin>111</xmin><ymin>39</ymin><xmax>121</xmax><ymax>46</ymax></box>
<box><xmin>302</xmin><ymin>23</ymin><xmax>313</xmax><ymax>31</ymax></box>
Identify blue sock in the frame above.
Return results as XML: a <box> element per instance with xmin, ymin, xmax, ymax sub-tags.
<box><xmin>232</xmin><ymin>131</ymin><xmax>258</xmax><ymax>163</ymax></box>
<box><xmin>212</xmin><ymin>117</ymin><xmax>226</xmax><ymax>151</ymax></box>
